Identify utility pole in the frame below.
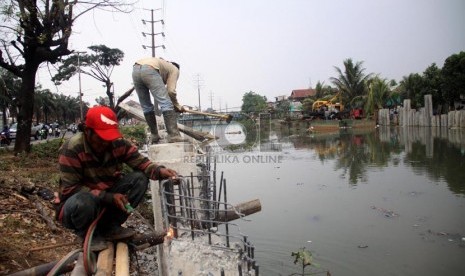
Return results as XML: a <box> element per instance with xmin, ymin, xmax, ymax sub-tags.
<box><xmin>209</xmin><ymin>91</ymin><xmax>214</xmax><ymax>111</ymax></box>
<box><xmin>142</xmin><ymin>9</ymin><xmax>165</xmax><ymax>57</ymax></box>
<box><xmin>194</xmin><ymin>74</ymin><xmax>203</xmax><ymax>111</ymax></box>
<box><xmin>142</xmin><ymin>8</ymin><xmax>165</xmax><ymax>115</ymax></box>
<box><xmin>76</xmin><ymin>51</ymin><xmax>86</xmax><ymax>121</ymax></box>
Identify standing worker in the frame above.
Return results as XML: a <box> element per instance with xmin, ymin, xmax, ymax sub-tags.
<box><xmin>55</xmin><ymin>106</ymin><xmax>178</xmax><ymax>250</ymax></box>
<box><xmin>132</xmin><ymin>57</ymin><xmax>186</xmax><ymax>143</ymax></box>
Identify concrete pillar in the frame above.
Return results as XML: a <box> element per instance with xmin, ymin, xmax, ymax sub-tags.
<box><xmin>431</xmin><ymin>115</ymin><xmax>438</xmax><ymax>127</ymax></box>
<box><xmin>424</xmin><ymin>94</ymin><xmax>433</xmax><ymax>126</ymax></box>
<box><xmin>147</xmin><ymin>142</ymin><xmax>200</xmax><ymax>276</ymax></box>
<box><xmin>459</xmin><ymin>110</ymin><xmax>465</xmax><ymax>128</ymax></box>
<box><xmin>378</xmin><ymin>109</ymin><xmax>389</xmax><ymax>126</ymax></box>
<box><xmin>448</xmin><ymin>111</ymin><xmax>456</xmax><ymax>128</ymax></box>
<box><xmin>419</xmin><ymin>108</ymin><xmax>425</xmax><ymax>126</ymax></box>
<box><xmin>441</xmin><ymin>114</ymin><xmax>448</xmax><ymax>128</ymax></box>
<box><xmin>454</xmin><ymin>111</ymin><xmax>461</xmax><ymax>128</ymax></box>
<box><xmin>402</xmin><ymin>99</ymin><xmax>411</xmax><ymax>126</ymax></box>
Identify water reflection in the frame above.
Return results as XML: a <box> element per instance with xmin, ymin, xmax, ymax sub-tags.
<box><xmin>213</xmin><ymin>122</ymin><xmax>465</xmax><ymax>275</ymax></box>
<box><xmin>277</xmin><ymin>126</ymin><xmax>465</xmax><ymax>194</ymax></box>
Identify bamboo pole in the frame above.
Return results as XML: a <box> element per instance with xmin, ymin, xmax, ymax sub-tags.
<box><xmin>115</xmin><ymin>242</ymin><xmax>129</xmax><ymax>276</ymax></box>
<box><xmin>96</xmin><ymin>242</ymin><xmax>115</xmax><ymax>276</ymax></box>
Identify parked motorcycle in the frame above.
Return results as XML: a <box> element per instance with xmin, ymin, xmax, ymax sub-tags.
<box><xmin>0</xmin><ymin>128</ymin><xmax>11</xmax><ymax>146</ymax></box>
<box><xmin>39</xmin><ymin>128</ymin><xmax>48</xmax><ymax>140</ymax></box>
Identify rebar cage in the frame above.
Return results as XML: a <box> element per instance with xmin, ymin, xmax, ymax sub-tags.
<box><xmin>159</xmin><ymin>155</ymin><xmax>260</xmax><ymax>275</ymax></box>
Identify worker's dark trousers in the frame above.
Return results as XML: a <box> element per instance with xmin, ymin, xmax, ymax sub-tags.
<box><xmin>61</xmin><ymin>171</ymin><xmax>149</xmax><ymax>237</ymax></box>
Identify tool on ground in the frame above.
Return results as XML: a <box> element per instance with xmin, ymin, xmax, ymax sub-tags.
<box><xmin>182</xmin><ymin>108</ymin><xmax>233</xmax><ymax>124</ymax></box>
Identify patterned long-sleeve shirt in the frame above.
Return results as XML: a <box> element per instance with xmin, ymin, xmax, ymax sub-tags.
<box><xmin>58</xmin><ymin>133</ymin><xmax>159</xmax><ymax>202</ymax></box>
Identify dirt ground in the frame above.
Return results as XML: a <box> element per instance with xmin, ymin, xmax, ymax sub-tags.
<box><xmin>0</xmin><ymin>150</ymin><xmax>79</xmax><ymax>275</ymax></box>
<box><xmin>0</xmin><ymin>142</ymin><xmax>155</xmax><ymax>275</ymax></box>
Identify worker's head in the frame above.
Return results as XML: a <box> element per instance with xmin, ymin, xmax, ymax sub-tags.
<box><xmin>84</xmin><ymin>106</ymin><xmax>122</xmax><ymax>153</ymax></box>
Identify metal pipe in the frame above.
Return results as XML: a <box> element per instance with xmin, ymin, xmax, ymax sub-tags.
<box><xmin>188</xmin><ymin>173</ymin><xmax>195</xmax><ymax>240</ymax></box>
<box><xmin>224</xmin><ymin>179</ymin><xmax>230</xmax><ymax>247</ymax></box>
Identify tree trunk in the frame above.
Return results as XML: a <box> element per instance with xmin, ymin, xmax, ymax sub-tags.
<box><xmin>106</xmin><ymin>81</ymin><xmax>115</xmax><ymax>109</ymax></box>
<box><xmin>14</xmin><ymin>67</ymin><xmax>38</xmax><ymax>153</ymax></box>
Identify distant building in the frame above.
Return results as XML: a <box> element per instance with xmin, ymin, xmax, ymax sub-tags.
<box><xmin>288</xmin><ymin>89</ymin><xmax>316</xmax><ymax>102</ymax></box>
<box><xmin>274</xmin><ymin>95</ymin><xmax>288</xmax><ymax>102</ymax></box>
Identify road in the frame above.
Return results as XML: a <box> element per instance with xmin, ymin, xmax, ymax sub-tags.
<box><xmin>1</xmin><ymin>129</ymin><xmax>76</xmax><ymax>150</ymax></box>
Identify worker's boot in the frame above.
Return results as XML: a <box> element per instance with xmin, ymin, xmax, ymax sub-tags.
<box><xmin>144</xmin><ymin>111</ymin><xmax>161</xmax><ymax>144</ymax></box>
<box><xmin>162</xmin><ymin>110</ymin><xmax>187</xmax><ymax>143</ymax></box>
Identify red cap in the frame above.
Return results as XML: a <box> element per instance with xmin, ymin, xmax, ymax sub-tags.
<box><xmin>85</xmin><ymin>106</ymin><xmax>122</xmax><ymax>141</ymax></box>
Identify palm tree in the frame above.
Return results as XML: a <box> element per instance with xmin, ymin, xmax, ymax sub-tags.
<box><xmin>330</xmin><ymin>58</ymin><xmax>372</xmax><ymax>109</ymax></box>
<box><xmin>365</xmin><ymin>76</ymin><xmax>392</xmax><ymax>117</ymax></box>
<box><xmin>55</xmin><ymin>94</ymin><xmax>81</xmax><ymax>124</ymax></box>
<box><xmin>33</xmin><ymin>88</ymin><xmax>56</xmax><ymax>124</ymax></box>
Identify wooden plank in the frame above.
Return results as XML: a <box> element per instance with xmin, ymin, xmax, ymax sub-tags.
<box><xmin>96</xmin><ymin>242</ymin><xmax>115</xmax><ymax>276</ymax></box>
<box><xmin>118</xmin><ymin>102</ymin><xmax>216</xmax><ymax>142</ymax></box>
<box><xmin>215</xmin><ymin>199</ymin><xmax>262</xmax><ymax>222</ymax></box>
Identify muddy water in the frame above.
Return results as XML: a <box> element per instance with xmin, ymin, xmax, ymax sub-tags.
<box><xmin>209</xmin><ymin>124</ymin><xmax>465</xmax><ymax>276</ymax></box>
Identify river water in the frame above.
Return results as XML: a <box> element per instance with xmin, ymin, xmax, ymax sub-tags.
<box><xmin>196</xmin><ymin>120</ymin><xmax>465</xmax><ymax>276</ymax></box>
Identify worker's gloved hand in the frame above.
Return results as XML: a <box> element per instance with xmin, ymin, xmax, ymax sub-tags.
<box><xmin>102</xmin><ymin>192</ymin><xmax>128</xmax><ymax>212</ymax></box>
<box><xmin>173</xmin><ymin>103</ymin><xmax>185</xmax><ymax>113</ymax></box>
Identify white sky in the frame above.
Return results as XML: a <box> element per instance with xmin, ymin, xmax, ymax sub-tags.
<box><xmin>36</xmin><ymin>0</ymin><xmax>465</xmax><ymax>111</ymax></box>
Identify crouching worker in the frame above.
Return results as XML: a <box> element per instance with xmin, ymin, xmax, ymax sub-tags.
<box><xmin>55</xmin><ymin>105</ymin><xmax>178</xmax><ymax>250</ymax></box>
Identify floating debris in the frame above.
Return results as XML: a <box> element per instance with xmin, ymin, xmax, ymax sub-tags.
<box><xmin>370</xmin><ymin>205</ymin><xmax>399</xmax><ymax>218</ymax></box>
<box><xmin>358</xmin><ymin>245</ymin><xmax>368</xmax><ymax>249</ymax></box>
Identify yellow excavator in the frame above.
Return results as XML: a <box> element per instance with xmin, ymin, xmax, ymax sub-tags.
<box><xmin>312</xmin><ymin>93</ymin><xmax>344</xmax><ymax>112</ymax></box>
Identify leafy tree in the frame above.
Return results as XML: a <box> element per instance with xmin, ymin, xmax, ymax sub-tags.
<box><xmin>330</xmin><ymin>58</ymin><xmax>373</xmax><ymax>109</ymax></box>
<box><xmin>399</xmin><ymin>73</ymin><xmax>424</xmax><ymax>108</ymax></box>
<box><xmin>422</xmin><ymin>63</ymin><xmax>443</xmax><ymax>113</ymax></box>
<box><xmin>301</xmin><ymin>97</ymin><xmax>314</xmax><ymax>113</ymax></box>
<box><xmin>0</xmin><ymin>69</ymin><xmax>21</xmax><ymax>125</ymax></box>
<box><xmin>441</xmin><ymin>51</ymin><xmax>465</xmax><ymax>110</ymax></box>
<box><xmin>52</xmin><ymin>45</ymin><xmax>125</xmax><ymax>109</ymax></box>
<box><xmin>0</xmin><ymin>0</ymin><xmax>132</xmax><ymax>154</ymax></box>
<box><xmin>241</xmin><ymin>91</ymin><xmax>267</xmax><ymax>115</ymax></box>
<box><xmin>275</xmin><ymin>99</ymin><xmax>291</xmax><ymax>118</ymax></box>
